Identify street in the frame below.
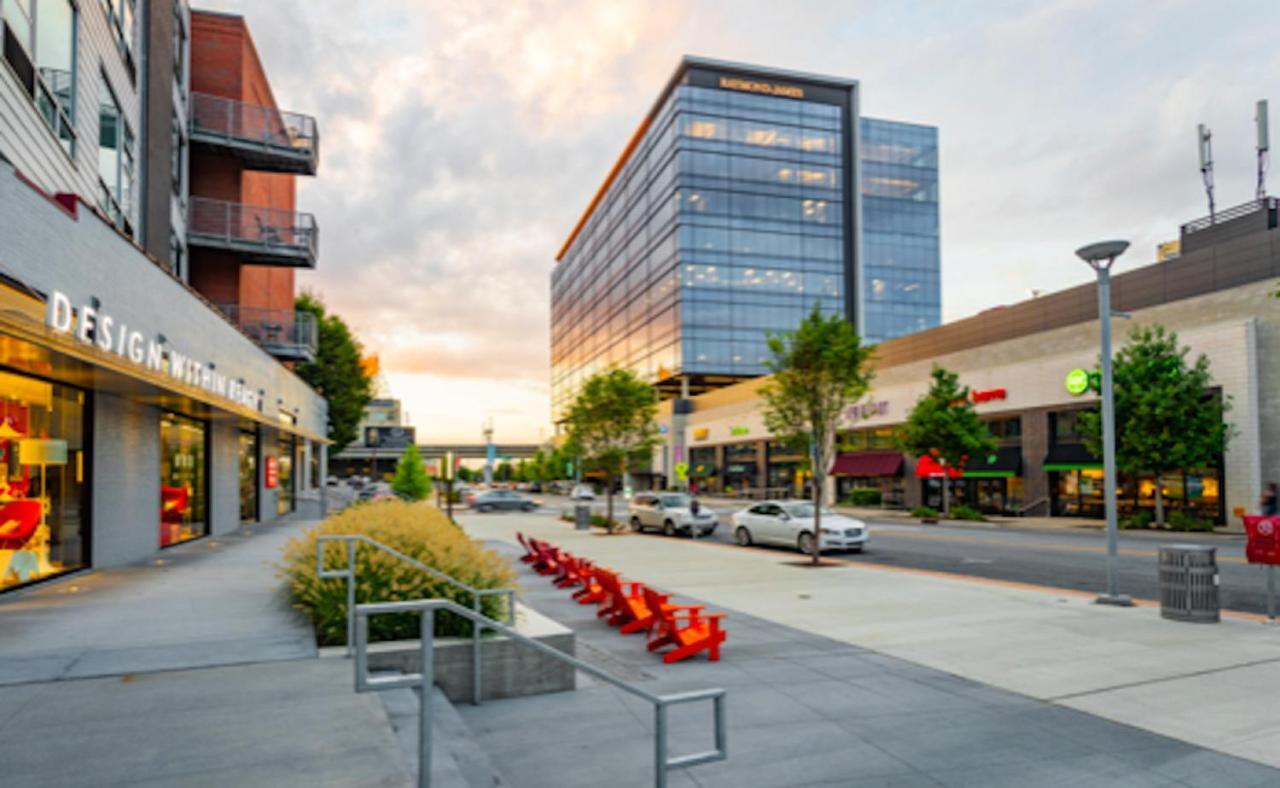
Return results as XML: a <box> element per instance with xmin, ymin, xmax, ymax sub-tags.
<box><xmin>528</xmin><ymin>494</ymin><xmax>1273</xmax><ymax>616</ymax></box>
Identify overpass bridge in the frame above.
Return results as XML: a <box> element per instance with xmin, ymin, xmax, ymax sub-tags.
<box><xmin>331</xmin><ymin>443</ymin><xmax>542</xmax><ymax>469</ymax></box>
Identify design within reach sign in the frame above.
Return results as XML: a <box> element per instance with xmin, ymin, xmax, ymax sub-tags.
<box><xmin>47</xmin><ymin>291</ymin><xmax>264</xmax><ymax>411</ymax></box>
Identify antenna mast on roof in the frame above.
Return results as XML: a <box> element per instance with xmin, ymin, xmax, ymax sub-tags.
<box><xmin>1257</xmin><ymin>100</ymin><xmax>1270</xmax><ymax>201</ymax></box>
<box><xmin>1198</xmin><ymin>123</ymin><xmax>1215</xmax><ymax>222</ymax></box>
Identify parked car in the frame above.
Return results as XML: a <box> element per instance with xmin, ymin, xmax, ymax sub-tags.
<box><xmin>730</xmin><ymin>500</ymin><xmax>868</xmax><ymax>554</ymax></box>
<box><xmin>629</xmin><ymin>492</ymin><xmax>717</xmax><ymax>537</ymax></box>
<box><xmin>570</xmin><ymin>484</ymin><xmax>596</xmax><ymax>501</ymax></box>
<box><xmin>326</xmin><ymin>475</ymin><xmax>341</xmax><ymax>487</ymax></box>
<box><xmin>357</xmin><ymin>483</ymin><xmax>397</xmax><ymax>503</ymax></box>
<box><xmin>470</xmin><ymin>490</ymin><xmax>540</xmax><ymax>513</ymax></box>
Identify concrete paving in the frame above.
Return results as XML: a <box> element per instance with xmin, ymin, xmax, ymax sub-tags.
<box><xmin>460</xmin><ymin>510</ymin><xmax>1280</xmax><ymax>775</ymax></box>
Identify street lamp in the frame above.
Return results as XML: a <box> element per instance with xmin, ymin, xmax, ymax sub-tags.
<box><xmin>1075</xmin><ymin>239</ymin><xmax>1134</xmax><ymax>607</ymax></box>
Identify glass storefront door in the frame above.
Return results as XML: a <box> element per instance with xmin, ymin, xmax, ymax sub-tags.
<box><xmin>160</xmin><ymin>412</ymin><xmax>208</xmax><ymax>546</ymax></box>
<box><xmin>277</xmin><ymin>433</ymin><xmax>296</xmax><ymax>516</ymax></box>
<box><xmin>239</xmin><ymin>429</ymin><xmax>258</xmax><ymax>522</ymax></box>
<box><xmin>0</xmin><ymin>369</ymin><xmax>88</xmax><ymax>591</ymax></box>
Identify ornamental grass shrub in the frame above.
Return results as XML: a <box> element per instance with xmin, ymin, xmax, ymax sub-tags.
<box><xmin>279</xmin><ymin>500</ymin><xmax>517</xmax><ymax>646</ymax></box>
<box><xmin>949</xmin><ymin>504</ymin><xmax>986</xmax><ymax>522</ymax></box>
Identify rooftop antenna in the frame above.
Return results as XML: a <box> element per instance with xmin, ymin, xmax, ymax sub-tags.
<box><xmin>1257</xmin><ymin>99</ymin><xmax>1270</xmax><ymax>201</ymax></box>
<box><xmin>1198</xmin><ymin>123</ymin><xmax>1215</xmax><ymax>222</ymax></box>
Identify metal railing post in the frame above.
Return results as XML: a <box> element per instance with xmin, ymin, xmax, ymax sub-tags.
<box><xmin>419</xmin><ymin>608</ymin><xmax>434</xmax><ymax>788</ymax></box>
<box><xmin>346</xmin><ymin>539</ymin><xmax>357</xmax><ymax>656</ymax></box>
<box><xmin>471</xmin><ymin>594</ymin><xmax>482</xmax><ymax>706</ymax></box>
<box><xmin>654</xmin><ymin>702</ymin><xmax>668</xmax><ymax>788</ymax></box>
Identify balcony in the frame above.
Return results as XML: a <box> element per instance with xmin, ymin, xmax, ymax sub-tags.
<box><xmin>188</xmin><ymin>197</ymin><xmax>318</xmax><ymax>268</ymax></box>
<box><xmin>189</xmin><ymin>92</ymin><xmax>319</xmax><ymax>175</ymax></box>
<box><xmin>216</xmin><ymin>305</ymin><xmax>319</xmax><ymax>363</ymax></box>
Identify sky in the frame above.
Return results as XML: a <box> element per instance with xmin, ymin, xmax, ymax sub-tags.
<box><xmin>201</xmin><ymin>0</ymin><xmax>1280</xmax><ymax>444</ymax></box>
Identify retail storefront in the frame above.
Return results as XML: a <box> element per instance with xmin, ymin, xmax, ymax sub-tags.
<box><xmin>0</xmin><ymin>163</ymin><xmax>328</xmax><ymax>592</ymax></box>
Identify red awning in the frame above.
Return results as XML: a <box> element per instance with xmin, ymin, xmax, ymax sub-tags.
<box><xmin>914</xmin><ymin>455</ymin><xmax>964</xmax><ymax>479</ymax></box>
<box><xmin>830</xmin><ymin>452</ymin><xmax>903</xmax><ymax>477</ymax></box>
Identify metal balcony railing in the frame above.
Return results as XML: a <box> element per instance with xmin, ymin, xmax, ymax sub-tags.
<box><xmin>189</xmin><ymin>92</ymin><xmax>319</xmax><ymax>175</ymax></box>
<box><xmin>216</xmin><ymin>304</ymin><xmax>319</xmax><ymax>362</ymax></box>
<box><xmin>1181</xmin><ymin>197</ymin><xmax>1278</xmax><ymax>235</ymax></box>
<box><xmin>189</xmin><ymin>197</ymin><xmax>318</xmax><ymax>267</ymax></box>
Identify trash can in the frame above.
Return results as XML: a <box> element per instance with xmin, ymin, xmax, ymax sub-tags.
<box><xmin>574</xmin><ymin>504</ymin><xmax>591</xmax><ymax>531</ymax></box>
<box><xmin>1158</xmin><ymin>544</ymin><xmax>1219</xmax><ymax>623</ymax></box>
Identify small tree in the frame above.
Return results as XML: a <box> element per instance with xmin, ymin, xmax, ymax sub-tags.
<box><xmin>760</xmin><ymin>304</ymin><xmax>874</xmax><ymax>564</ymax></box>
<box><xmin>1078</xmin><ymin>325</ymin><xmax>1231</xmax><ymax>526</ymax></box>
<box><xmin>563</xmin><ymin>369</ymin><xmax>660</xmax><ymax>532</ymax></box>
<box><xmin>391</xmin><ymin>445</ymin><xmax>432</xmax><ymax>501</ymax></box>
<box><xmin>295</xmin><ymin>292</ymin><xmax>376</xmax><ymax>455</ymax></box>
<box><xmin>899</xmin><ymin>367</ymin><xmax>995</xmax><ymax>515</ymax></box>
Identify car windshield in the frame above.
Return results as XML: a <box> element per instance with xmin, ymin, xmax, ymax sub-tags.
<box><xmin>658</xmin><ymin>494</ymin><xmax>690</xmax><ymax>508</ymax></box>
<box><xmin>783</xmin><ymin>503</ymin><xmax>834</xmax><ymax>518</ymax></box>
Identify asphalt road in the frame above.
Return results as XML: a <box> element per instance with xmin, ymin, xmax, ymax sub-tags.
<box><xmin>528</xmin><ymin>494</ymin><xmax>1276</xmax><ymax>616</ymax></box>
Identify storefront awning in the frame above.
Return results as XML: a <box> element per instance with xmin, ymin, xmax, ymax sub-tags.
<box><xmin>1043</xmin><ymin>443</ymin><xmax>1102</xmax><ymax>471</ymax></box>
<box><xmin>831</xmin><ymin>451</ymin><xmax>903</xmax><ymax>477</ymax></box>
<box><xmin>691</xmin><ymin>462</ymin><xmax>717</xmax><ymax>477</ymax></box>
<box><xmin>963</xmin><ymin>446</ymin><xmax>1023</xmax><ymax>478</ymax></box>
<box><xmin>914</xmin><ymin>455</ymin><xmax>963</xmax><ymax>479</ymax></box>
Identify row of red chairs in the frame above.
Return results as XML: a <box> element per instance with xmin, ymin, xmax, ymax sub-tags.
<box><xmin>516</xmin><ymin>533</ymin><xmax>727</xmax><ymax>663</ymax></box>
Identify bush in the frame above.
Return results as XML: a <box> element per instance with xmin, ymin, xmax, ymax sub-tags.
<box><xmin>949</xmin><ymin>505</ymin><xmax>985</xmax><ymax>522</ymax></box>
<box><xmin>280</xmin><ymin>500</ymin><xmax>517</xmax><ymax>646</ymax></box>
<box><xmin>391</xmin><ymin>445</ymin><xmax>432</xmax><ymax>501</ymax></box>
<box><xmin>911</xmin><ymin>505</ymin><xmax>939</xmax><ymax>519</ymax></box>
<box><xmin>1168</xmin><ymin>510</ymin><xmax>1215</xmax><ymax>532</ymax></box>
<box><xmin>846</xmin><ymin>488</ymin><xmax>882</xmax><ymax>507</ymax></box>
<box><xmin>1121</xmin><ymin>511</ymin><xmax>1154</xmax><ymax>530</ymax></box>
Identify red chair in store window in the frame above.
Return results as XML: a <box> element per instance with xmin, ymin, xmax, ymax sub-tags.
<box><xmin>0</xmin><ymin>499</ymin><xmax>41</xmax><ymax>551</ymax></box>
<box><xmin>159</xmin><ymin>486</ymin><xmax>189</xmax><ymax>547</ymax></box>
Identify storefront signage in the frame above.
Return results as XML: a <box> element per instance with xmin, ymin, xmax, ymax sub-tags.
<box><xmin>1065</xmin><ymin>368</ymin><xmax>1101</xmax><ymax>396</ymax></box>
<box><xmin>47</xmin><ymin>291</ymin><xmax>264</xmax><ymax>412</ymax></box>
<box><xmin>718</xmin><ymin>76</ymin><xmax>805</xmax><ymax>99</ymax></box>
<box><xmin>847</xmin><ymin>400</ymin><xmax>889</xmax><ymax>420</ymax></box>
<box><xmin>971</xmin><ymin>388</ymin><xmax>1007</xmax><ymax>404</ymax></box>
<box><xmin>264</xmin><ymin>456</ymin><xmax>279</xmax><ymax>488</ymax></box>
<box><xmin>692</xmin><ymin>427</ymin><xmax>709</xmax><ymax>440</ymax></box>
<box><xmin>730</xmin><ymin>426</ymin><xmax>749</xmax><ymax>436</ymax></box>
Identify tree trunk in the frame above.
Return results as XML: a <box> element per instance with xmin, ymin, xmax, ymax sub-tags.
<box><xmin>605</xmin><ymin>471</ymin><xmax>615</xmax><ymax>533</ymax></box>
<box><xmin>1154</xmin><ymin>476</ymin><xmax>1165</xmax><ymax>528</ymax></box>
<box><xmin>811</xmin><ymin>471</ymin><xmax>822</xmax><ymax>566</ymax></box>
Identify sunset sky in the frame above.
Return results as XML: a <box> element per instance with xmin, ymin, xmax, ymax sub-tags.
<box><xmin>202</xmin><ymin>0</ymin><xmax>1280</xmax><ymax>444</ymax></box>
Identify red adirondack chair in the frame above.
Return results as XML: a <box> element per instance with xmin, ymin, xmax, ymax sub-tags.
<box><xmin>647</xmin><ymin>604</ymin><xmax>727</xmax><ymax>663</ymax></box>
<box><xmin>641</xmin><ymin>586</ymin><xmax>703</xmax><ymax>637</ymax></box>
<box><xmin>531</xmin><ymin>541</ymin><xmax>562</xmax><ymax>576</ymax></box>
<box><xmin>597</xmin><ymin>570</ymin><xmax>648</xmax><ymax>630</ymax></box>
<box><xmin>553</xmin><ymin>553</ymin><xmax>581</xmax><ymax>588</ymax></box>
<box><xmin>573</xmin><ymin>563</ymin><xmax>607</xmax><ymax>605</ymax></box>
<box><xmin>516</xmin><ymin>532</ymin><xmax>538</xmax><ymax>563</ymax></box>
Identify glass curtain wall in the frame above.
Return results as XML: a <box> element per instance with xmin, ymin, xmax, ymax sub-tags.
<box><xmin>239</xmin><ymin>429</ymin><xmax>257</xmax><ymax>522</ymax></box>
<box><xmin>0</xmin><ymin>369</ymin><xmax>87</xmax><ymax>591</ymax></box>
<box><xmin>160</xmin><ymin>412</ymin><xmax>207</xmax><ymax>547</ymax></box>
<box><xmin>277</xmin><ymin>433</ymin><xmax>295</xmax><ymax>515</ymax></box>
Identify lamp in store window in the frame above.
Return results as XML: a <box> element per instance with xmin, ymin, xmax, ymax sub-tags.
<box><xmin>18</xmin><ymin>438</ymin><xmax>67</xmax><ymax>575</ymax></box>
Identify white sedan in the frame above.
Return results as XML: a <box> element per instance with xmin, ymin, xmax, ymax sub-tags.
<box><xmin>731</xmin><ymin>500</ymin><xmax>869</xmax><ymax>554</ymax></box>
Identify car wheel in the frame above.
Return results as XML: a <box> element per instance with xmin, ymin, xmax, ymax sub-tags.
<box><xmin>734</xmin><ymin>526</ymin><xmax>753</xmax><ymax>547</ymax></box>
<box><xmin>798</xmin><ymin>532</ymin><xmax>817</xmax><ymax>555</ymax></box>
<box><xmin>476</xmin><ymin>504</ymin><xmax>493</xmax><ymax>513</ymax></box>
<box><xmin>849</xmin><ymin>545</ymin><xmax>864</xmax><ymax>553</ymax></box>
<box><xmin>522</xmin><ymin>503</ymin><xmax>536</xmax><ymax>512</ymax></box>
<box><xmin>630</xmin><ymin>516</ymin><xmax>643</xmax><ymax>532</ymax></box>
<box><xmin>663</xmin><ymin>520</ymin><xmax>676</xmax><ymax>537</ymax></box>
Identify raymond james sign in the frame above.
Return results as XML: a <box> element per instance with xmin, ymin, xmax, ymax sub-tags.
<box><xmin>47</xmin><ymin>291</ymin><xmax>264</xmax><ymax>411</ymax></box>
<box><xmin>846</xmin><ymin>400</ymin><xmax>889</xmax><ymax>421</ymax></box>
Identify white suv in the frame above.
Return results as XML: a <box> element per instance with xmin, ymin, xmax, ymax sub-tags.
<box><xmin>629</xmin><ymin>492</ymin><xmax>717</xmax><ymax>537</ymax></box>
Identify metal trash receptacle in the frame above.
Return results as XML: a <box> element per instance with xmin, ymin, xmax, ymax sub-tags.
<box><xmin>574</xmin><ymin>504</ymin><xmax>591</xmax><ymax>531</ymax></box>
<box><xmin>1158</xmin><ymin>544</ymin><xmax>1219</xmax><ymax>623</ymax></box>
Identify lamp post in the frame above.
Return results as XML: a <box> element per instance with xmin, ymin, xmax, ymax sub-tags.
<box><xmin>1075</xmin><ymin>239</ymin><xmax>1134</xmax><ymax>607</ymax></box>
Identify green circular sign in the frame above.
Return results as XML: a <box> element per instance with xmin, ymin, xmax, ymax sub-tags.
<box><xmin>1064</xmin><ymin>368</ymin><xmax>1090</xmax><ymax>396</ymax></box>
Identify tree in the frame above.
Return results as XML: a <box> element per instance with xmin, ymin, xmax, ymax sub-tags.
<box><xmin>1078</xmin><ymin>325</ymin><xmax>1231</xmax><ymax>526</ymax></box>
<box><xmin>760</xmin><ymin>304</ymin><xmax>874</xmax><ymax>564</ymax></box>
<box><xmin>496</xmin><ymin>461</ymin><xmax>514</xmax><ymax>482</ymax></box>
<box><xmin>295</xmin><ymin>292</ymin><xmax>375</xmax><ymax>455</ymax></box>
<box><xmin>563</xmin><ymin>369</ymin><xmax>660</xmax><ymax>532</ymax></box>
<box><xmin>391</xmin><ymin>445</ymin><xmax>432</xmax><ymax>501</ymax></box>
<box><xmin>899</xmin><ymin>366</ymin><xmax>995</xmax><ymax>515</ymax></box>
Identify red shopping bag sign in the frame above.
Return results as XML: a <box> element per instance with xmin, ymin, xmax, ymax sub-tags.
<box><xmin>1243</xmin><ymin>516</ymin><xmax>1280</xmax><ymax>565</ymax></box>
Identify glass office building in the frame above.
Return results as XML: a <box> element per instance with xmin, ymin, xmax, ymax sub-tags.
<box><xmin>551</xmin><ymin>58</ymin><xmax>939</xmax><ymax>419</ymax></box>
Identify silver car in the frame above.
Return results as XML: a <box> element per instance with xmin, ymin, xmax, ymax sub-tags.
<box><xmin>629</xmin><ymin>492</ymin><xmax>717</xmax><ymax>537</ymax></box>
<box><xmin>731</xmin><ymin>500</ymin><xmax>868</xmax><ymax>554</ymax></box>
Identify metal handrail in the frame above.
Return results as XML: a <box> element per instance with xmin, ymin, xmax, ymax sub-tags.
<box><xmin>214</xmin><ymin>304</ymin><xmax>319</xmax><ymax>357</ymax></box>
<box><xmin>316</xmin><ymin>534</ymin><xmax>517</xmax><ymax>706</ymax></box>
<box><xmin>190</xmin><ymin>91</ymin><xmax>318</xmax><ymax>160</ymax></box>
<box><xmin>1181</xmin><ymin>197</ymin><xmax>1277</xmax><ymax>234</ymax></box>
<box><xmin>354</xmin><ymin>598</ymin><xmax>727</xmax><ymax>788</ymax></box>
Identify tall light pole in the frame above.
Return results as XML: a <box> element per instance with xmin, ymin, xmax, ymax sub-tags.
<box><xmin>1075</xmin><ymin>239</ymin><xmax>1134</xmax><ymax>607</ymax></box>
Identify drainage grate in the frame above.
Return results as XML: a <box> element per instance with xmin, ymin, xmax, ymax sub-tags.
<box><xmin>573</xmin><ymin>640</ymin><xmax>655</xmax><ymax>682</ymax></box>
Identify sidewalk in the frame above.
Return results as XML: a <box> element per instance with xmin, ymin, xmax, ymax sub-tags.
<box><xmin>461</xmin><ymin>511</ymin><xmax>1280</xmax><ymax>774</ymax></box>
<box><xmin>0</xmin><ymin>519</ymin><xmax>413</xmax><ymax>787</ymax></box>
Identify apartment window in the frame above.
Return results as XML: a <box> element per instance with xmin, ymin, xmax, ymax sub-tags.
<box><xmin>97</xmin><ymin>73</ymin><xmax>134</xmax><ymax>233</ymax></box>
<box><xmin>2</xmin><ymin>0</ymin><xmax>77</xmax><ymax>155</ymax></box>
<box><xmin>99</xmin><ymin>0</ymin><xmax>134</xmax><ymax>77</ymax></box>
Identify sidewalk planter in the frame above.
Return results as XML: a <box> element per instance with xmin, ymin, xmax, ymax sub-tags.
<box><xmin>362</xmin><ymin>603</ymin><xmax>575</xmax><ymax>703</ymax></box>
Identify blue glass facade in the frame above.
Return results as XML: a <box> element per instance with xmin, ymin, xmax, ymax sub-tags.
<box><xmin>860</xmin><ymin>118</ymin><xmax>940</xmax><ymax>344</ymax></box>
<box><xmin>551</xmin><ymin>61</ymin><xmax>939</xmax><ymax>420</ymax></box>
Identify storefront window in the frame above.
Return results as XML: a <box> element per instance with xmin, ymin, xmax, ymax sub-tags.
<box><xmin>239</xmin><ymin>429</ymin><xmax>257</xmax><ymax>522</ymax></box>
<box><xmin>723</xmin><ymin>441</ymin><xmax>758</xmax><ymax>495</ymax></box>
<box><xmin>0</xmin><ymin>369</ymin><xmax>87</xmax><ymax>591</ymax></box>
<box><xmin>160</xmin><ymin>412</ymin><xmax>207</xmax><ymax>546</ymax></box>
<box><xmin>277</xmin><ymin>433</ymin><xmax>295</xmax><ymax>515</ymax></box>
<box><xmin>1051</xmin><ymin>467</ymin><xmax>1223</xmax><ymax>523</ymax></box>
